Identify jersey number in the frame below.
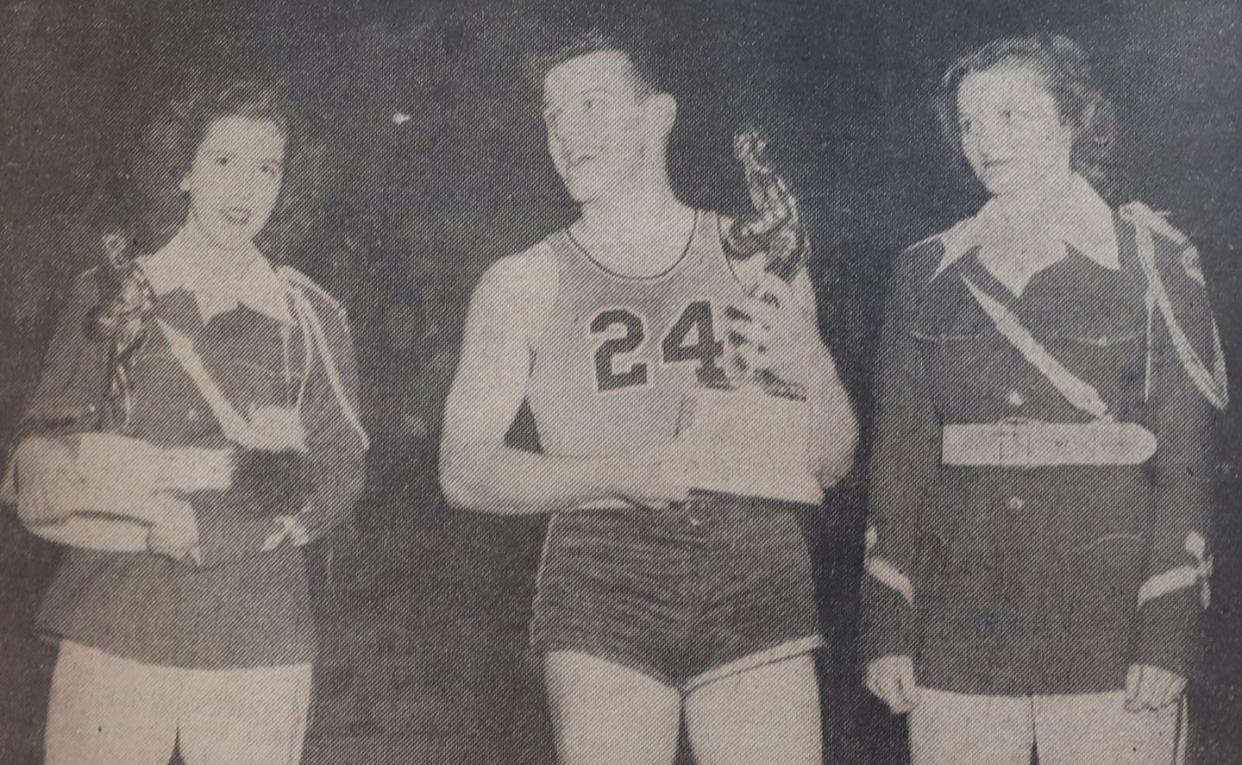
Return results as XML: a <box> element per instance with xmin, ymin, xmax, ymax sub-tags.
<box><xmin>591</xmin><ymin>301</ymin><xmax>724</xmax><ymax>392</ymax></box>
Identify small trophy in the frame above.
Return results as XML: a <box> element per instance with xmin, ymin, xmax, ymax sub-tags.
<box><xmin>7</xmin><ymin>234</ymin><xmax>172</xmax><ymax>552</ymax></box>
<box><xmin>669</xmin><ymin>126</ymin><xmax>822</xmax><ymax>505</ymax></box>
<box><xmin>86</xmin><ymin>233</ymin><xmax>158</xmax><ymax>432</ymax></box>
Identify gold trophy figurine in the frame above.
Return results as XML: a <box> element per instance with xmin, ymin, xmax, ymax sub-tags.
<box><xmin>86</xmin><ymin>232</ymin><xmax>158</xmax><ymax>432</ymax></box>
<box><xmin>669</xmin><ymin>126</ymin><xmax>823</xmax><ymax>505</ymax></box>
<box><xmin>723</xmin><ymin>126</ymin><xmax>811</xmax><ymax>399</ymax></box>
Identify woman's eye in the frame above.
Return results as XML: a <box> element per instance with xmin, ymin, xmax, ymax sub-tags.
<box><xmin>959</xmin><ymin>119</ymin><xmax>975</xmax><ymax>135</ymax></box>
<box><xmin>1001</xmin><ymin>109</ymin><xmax>1015</xmax><ymax>122</ymax></box>
<box><xmin>214</xmin><ymin>156</ymin><xmax>230</xmax><ymax>167</ymax></box>
<box><xmin>260</xmin><ymin>163</ymin><xmax>281</xmax><ymax>178</ymax></box>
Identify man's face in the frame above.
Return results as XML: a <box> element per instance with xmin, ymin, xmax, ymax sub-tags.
<box><xmin>542</xmin><ymin>50</ymin><xmax>654</xmax><ymax>204</ymax></box>
<box><xmin>181</xmin><ymin>115</ymin><xmax>287</xmax><ymax>251</ymax></box>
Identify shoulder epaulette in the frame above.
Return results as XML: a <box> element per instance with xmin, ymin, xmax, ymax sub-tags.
<box><xmin>1123</xmin><ymin>202</ymin><xmax>1227</xmax><ymax>409</ymax></box>
<box><xmin>1119</xmin><ymin>202</ymin><xmax>1191</xmax><ymax>248</ymax></box>
<box><xmin>279</xmin><ymin>266</ymin><xmax>345</xmax><ymax>315</ymax></box>
<box><xmin>1121</xmin><ymin>201</ymin><xmax>1207</xmax><ymax>287</ymax></box>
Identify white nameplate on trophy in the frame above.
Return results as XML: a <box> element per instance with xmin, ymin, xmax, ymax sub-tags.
<box><xmin>668</xmin><ymin>385</ymin><xmax>823</xmax><ymax>505</ymax></box>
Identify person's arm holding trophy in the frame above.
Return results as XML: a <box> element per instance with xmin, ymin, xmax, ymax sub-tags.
<box><xmin>1</xmin><ymin>242</ymin><xmax>211</xmax><ymax>557</ymax></box>
<box><xmin>667</xmin><ymin>127</ymin><xmax>858</xmax><ymax>503</ymax></box>
<box><xmin>2</xmin><ymin>84</ymin><xmax>367</xmax><ymax>565</ymax></box>
<box><xmin>2</xmin><ymin>233</ymin><xmax>309</xmax><ymax>562</ymax></box>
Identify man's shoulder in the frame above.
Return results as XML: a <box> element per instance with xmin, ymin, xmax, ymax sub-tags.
<box><xmin>465</xmin><ymin>241</ymin><xmax>560</xmax><ymax>343</ymax></box>
<box><xmin>477</xmin><ymin>240</ymin><xmax>558</xmax><ymax>299</ymax></box>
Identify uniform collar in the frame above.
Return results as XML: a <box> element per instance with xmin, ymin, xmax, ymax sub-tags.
<box><xmin>935</xmin><ymin>175</ymin><xmax>1120</xmax><ymax>282</ymax></box>
<box><xmin>139</xmin><ymin>228</ymin><xmax>292</xmax><ymax>325</ymax></box>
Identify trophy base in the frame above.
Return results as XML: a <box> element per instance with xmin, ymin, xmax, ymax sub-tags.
<box><xmin>667</xmin><ymin>384</ymin><xmax>823</xmax><ymax>506</ymax></box>
<box><xmin>6</xmin><ymin>433</ymin><xmax>233</xmax><ymax>553</ymax></box>
<box><xmin>27</xmin><ymin>515</ymin><xmax>151</xmax><ymax>552</ymax></box>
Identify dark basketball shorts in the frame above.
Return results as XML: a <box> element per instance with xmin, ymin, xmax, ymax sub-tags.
<box><xmin>529</xmin><ymin>493</ymin><xmax>824</xmax><ymax>691</ymax></box>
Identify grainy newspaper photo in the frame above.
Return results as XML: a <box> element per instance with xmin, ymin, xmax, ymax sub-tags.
<box><xmin>0</xmin><ymin>1</ymin><xmax>1238</xmax><ymax>763</ymax></box>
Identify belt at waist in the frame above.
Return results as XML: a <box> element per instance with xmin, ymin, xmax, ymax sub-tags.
<box><xmin>941</xmin><ymin>420</ymin><xmax>1157</xmax><ymax>467</ymax></box>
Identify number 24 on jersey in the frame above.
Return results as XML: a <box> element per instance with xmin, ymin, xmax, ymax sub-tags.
<box><xmin>590</xmin><ymin>300</ymin><xmax>724</xmax><ymax>392</ymax></box>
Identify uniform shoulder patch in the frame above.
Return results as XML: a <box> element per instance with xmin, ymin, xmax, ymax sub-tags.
<box><xmin>1181</xmin><ymin>246</ymin><xmax>1206</xmax><ymax>287</ymax></box>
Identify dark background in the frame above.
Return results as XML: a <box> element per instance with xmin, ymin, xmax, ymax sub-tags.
<box><xmin>0</xmin><ymin>0</ymin><xmax>1238</xmax><ymax>762</ymax></box>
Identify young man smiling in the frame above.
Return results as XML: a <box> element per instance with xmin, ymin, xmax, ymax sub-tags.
<box><xmin>439</xmin><ymin>21</ymin><xmax>856</xmax><ymax>765</ymax></box>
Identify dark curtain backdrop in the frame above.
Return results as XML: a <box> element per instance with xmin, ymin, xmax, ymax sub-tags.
<box><xmin>0</xmin><ymin>1</ymin><xmax>1238</xmax><ymax>762</ymax></box>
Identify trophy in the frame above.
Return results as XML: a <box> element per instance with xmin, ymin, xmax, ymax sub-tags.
<box><xmin>668</xmin><ymin>126</ymin><xmax>823</xmax><ymax>505</ymax></box>
<box><xmin>7</xmin><ymin>235</ymin><xmax>239</xmax><ymax>553</ymax></box>
<box><xmin>87</xmin><ymin>232</ymin><xmax>158</xmax><ymax>432</ymax></box>
<box><xmin>10</xmin><ymin>233</ymin><xmax>314</xmax><ymax>553</ymax></box>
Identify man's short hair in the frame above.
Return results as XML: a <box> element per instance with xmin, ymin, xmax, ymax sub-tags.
<box><xmin>525</xmin><ymin>13</ymin><xmax>668</xmax><ymax>98</ymax></box>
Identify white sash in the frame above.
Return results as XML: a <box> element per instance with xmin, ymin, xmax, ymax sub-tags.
<box><xmin>960</xmin><ymin>277</ymin><xmax>1110</xmax><ymax>419</ymax></box>
<box><xmin>156</xmin><ymin>319</ymin><xmax>307</xmax><ymax>452</ymax></box>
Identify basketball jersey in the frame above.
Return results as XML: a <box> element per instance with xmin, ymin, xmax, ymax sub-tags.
<box><xmin>527</xmin><ymin>210</ymin><xmax>749</xmax><ymax>460</ymax></box>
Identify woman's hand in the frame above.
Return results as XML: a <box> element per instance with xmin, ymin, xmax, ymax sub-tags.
<box><xmin>147</xmin><ymin>496</ymin><xmax>200</xmax><ymax>564</ymax></box>
<box><xmin>1124</xmin><ymin>664</ymin><xmax>1186</xmax><ymax>712</ymax></box>
<box><xmin>865</xmin><ymin>654</ymin><xmax>920</xmax><ymax>714</ymax></box>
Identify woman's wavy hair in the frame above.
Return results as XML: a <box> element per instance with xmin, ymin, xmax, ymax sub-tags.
<box><xmin>932</xmin><ymin>34</ymin><xmax>1118</xmax><ymax>196</ymax></box>
<box><xmin>124</xmin><ymin>77</ymin><xmax>326</xmax><ymax>261</ymax></box>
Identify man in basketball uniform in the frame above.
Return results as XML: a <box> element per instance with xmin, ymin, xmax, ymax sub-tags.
<box><xmin>439</xmin><ymin>23</ymin><xmax>857</xmax><ymax>765</ymax></box>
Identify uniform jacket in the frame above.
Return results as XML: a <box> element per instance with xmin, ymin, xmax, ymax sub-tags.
<box><xmin>13</xmin><ymin>231</ymin><xmax>368</xmax><ymax>668</ymax></box>
<box><xmin>861</xmin><ymin>184</ymin><xmax>1225</xmax><ymax>695</ymax></box>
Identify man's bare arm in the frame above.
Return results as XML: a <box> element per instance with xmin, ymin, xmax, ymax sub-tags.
<box><xmin>438</xmin><ymin>252</ymin><xmax>684</xmax><ymax>515</ymax></box>
<box><xmin>804</xmin><ymin>337</ymin><xmax>859</xmax><ymax>488</ymax></box>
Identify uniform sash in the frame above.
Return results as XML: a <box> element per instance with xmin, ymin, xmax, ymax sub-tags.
<box><xmin>960</xmin><ymin>277</ymin><xmax>1110</xmax><ymax>419</ymax></box>
<box><xmin>947</xmin><ymin>276</ymin><xmax>1158</xmax><ymax>466</ymax></box>
<box><xmin>156</xmin><ymin>319</ymin><xmax>308</xmax><ymax>453</ymax></box>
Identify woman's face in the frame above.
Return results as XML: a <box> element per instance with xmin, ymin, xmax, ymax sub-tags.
<box><xmin>181</xmin><ymin>115</ymin><xmax>287</xmax><ymax>251</ymax></box>
<box><xmin>956</xmin><ymin>64</ymin><xmax>1073</xmax><ymax>199</ymax></box>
